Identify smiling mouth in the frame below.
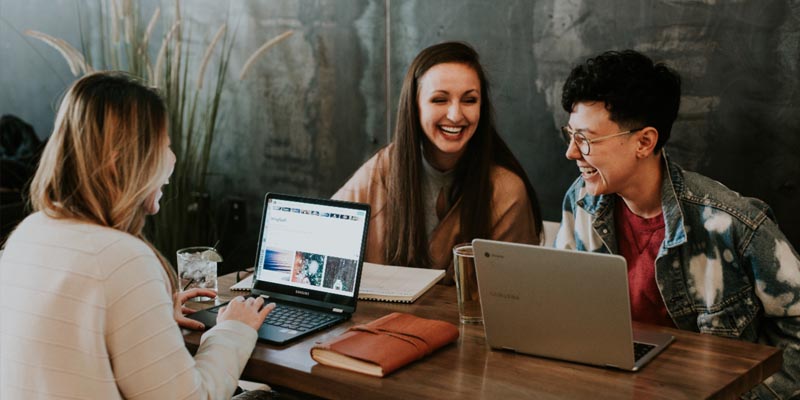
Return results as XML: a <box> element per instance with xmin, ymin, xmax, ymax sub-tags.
<box><xmin>440</xmin><ymin>125</ymin><xmax>464</xmax><ymax>136</ymax></box>
<box><xmin>579</xmin><ymin>166</ymin><xmax>598</xmax><ymax>177</ymax></box>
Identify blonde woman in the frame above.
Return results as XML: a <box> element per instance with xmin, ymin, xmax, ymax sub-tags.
<box><xmin>0</xmin><ymin>72</ymin><xmax>274</xmax><ymax>399</ymax></box>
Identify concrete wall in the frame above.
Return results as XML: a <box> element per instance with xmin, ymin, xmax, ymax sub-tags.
<box><xmin>2</xmin><ymin>0</ymin><xmax>798</xmax><ymax>267</ymax></box>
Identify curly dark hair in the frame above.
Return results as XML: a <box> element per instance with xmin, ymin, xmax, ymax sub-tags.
<box><xmin>561</xmin><ymin>50</ymin><xmax>681</xmax><ymax>151</ymax></box>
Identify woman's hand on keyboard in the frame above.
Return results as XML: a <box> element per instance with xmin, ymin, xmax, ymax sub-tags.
<box><xmin>218</xmin><ymin>296</ymin><xmax>276</xmax><ymax>331</ymax></box>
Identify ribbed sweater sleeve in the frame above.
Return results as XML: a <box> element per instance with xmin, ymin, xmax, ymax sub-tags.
<box><xmin>0</xmin><ymin>213</ymin><xmax>258</xmax><ymax>400</ymax></box>
<box><xmin>104</xmin><ymin>236</ymin><xmax>258</xmax><ymax>400</ymax></box>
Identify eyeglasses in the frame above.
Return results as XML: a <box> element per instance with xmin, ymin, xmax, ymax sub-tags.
<box><xmin>560</xmin><ymin>126</ymin><xmax>644</xmax><ymax>155</ymax></box>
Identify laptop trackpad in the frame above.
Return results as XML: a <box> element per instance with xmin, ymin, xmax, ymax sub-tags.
<box><xmin>633</xmin><ymin>329</ymin><xmax>674</xmax><ymax>347</ymax></box>
<box><xmin>258</xmin><ymin>324</ymin><xmax>299</xmax><ymax>342</ymax></box>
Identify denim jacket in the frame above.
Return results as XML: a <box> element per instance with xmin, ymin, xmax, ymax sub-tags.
<box><xmin>555</xmin><ymin>154</ymin><xmax>800</xmax><ymax>399</ymax></box>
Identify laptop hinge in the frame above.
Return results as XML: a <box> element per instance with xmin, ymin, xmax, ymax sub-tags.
<box><xmin>332</xmin><ymin>308</ymin><xmax>344</xmax><ymax>313</ymax></box>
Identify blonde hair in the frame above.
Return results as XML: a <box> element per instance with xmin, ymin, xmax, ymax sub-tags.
<box><xmin>30</xmin><ymin>71</ymin><xmax>178</xmax><ymax>292</ymax></box>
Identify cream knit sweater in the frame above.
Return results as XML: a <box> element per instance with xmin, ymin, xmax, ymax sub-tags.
<box><xmin>0</xmin><ymin>212</ymin><xmax>257</xmax><ymax>399</ymax></box>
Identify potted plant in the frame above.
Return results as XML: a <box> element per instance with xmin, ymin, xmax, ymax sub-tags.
<box><xmin>25</xmin><ymin>0</ymin><xmax>292</xmax><ymax>260</ymax></box>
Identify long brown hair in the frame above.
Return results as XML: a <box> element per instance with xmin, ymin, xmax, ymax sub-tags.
<box><xmin>29</xmin><ymin>71</ymin><xmax>178</xmax><ymax>292</ymax></box>
<box><xmin>386</xmin><ymin>41</ymin><xmax>543</xmax><ymax>268</ymax></box>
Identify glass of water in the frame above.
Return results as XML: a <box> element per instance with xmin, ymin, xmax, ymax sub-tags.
<box><xmin>176</xmin><ymin>246</ymin><xmax>221</xmax><ymax>301</ymax></box>
<box><xmin>453</xmin><ymin>243</ymin><xmax>482</xmax><ymax>324</ymax></box>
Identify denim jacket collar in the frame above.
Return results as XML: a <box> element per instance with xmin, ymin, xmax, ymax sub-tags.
<box><xmin>575</xmin><ymin>152</ymin><xmax>687</xmax><ymax>254</ymax></box>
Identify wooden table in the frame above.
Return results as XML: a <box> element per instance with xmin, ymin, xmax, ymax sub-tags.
<box><xmin>183</xmin><ymin>273</ymin><xmax>782</xmax><ymax>400</ymax></box>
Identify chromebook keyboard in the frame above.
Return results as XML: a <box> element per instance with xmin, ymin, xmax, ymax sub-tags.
<box><xmin>633</xmin><ymin>342</ymin><xmax>656</xmax><ymax>361</ymax></box>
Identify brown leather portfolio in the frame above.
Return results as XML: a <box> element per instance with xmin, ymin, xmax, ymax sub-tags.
<box><xmin>310</xmin><ymin>312</ymin><xmax>459</xmax><ymax>377</ymax></box>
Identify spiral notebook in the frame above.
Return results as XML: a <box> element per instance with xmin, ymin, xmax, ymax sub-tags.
<box><xmin>234</xmin><ymin>262</ymin><xmax>444</xmax><ymax>303</ymax></box>
<box><xmin>230</xmin><ymin>274</ymin><xmax>256</xmax><ymax>291</ymax></box>
<box><xmin>357</xmin><ymin>262</ymin><xmax>444</xmax><ymax>303</ymax></box>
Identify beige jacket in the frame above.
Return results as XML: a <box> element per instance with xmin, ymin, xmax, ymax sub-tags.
<box><xmin>334</xmin><ymin>145</ymin><xmax>540</xmax><ymax>283</ymax></box>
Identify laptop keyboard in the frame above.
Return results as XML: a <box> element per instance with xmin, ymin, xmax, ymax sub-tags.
<box><xmin>264</xmin><ymin>304</ymin><xmax>340</xmax><ymax>332</ymax></box>
<box><xmin>206</xmin><ymin>301</ymin><xmax>340</xmax><ymax>332</ymax></box>
<box><xmin>633</xmin><ymin>342</ymin><xmax>656</xmax><ymax>361</ymax></box>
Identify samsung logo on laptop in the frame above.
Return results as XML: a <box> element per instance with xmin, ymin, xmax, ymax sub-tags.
<box><xmin>489</xmin><ymin>291</ymin><xmax>519</xmax><ymax>300</ymax></box>
<box><xmin>295</xmin><ymin>289</ymin><xmax>310</xmax><ymax>296</ymax></box>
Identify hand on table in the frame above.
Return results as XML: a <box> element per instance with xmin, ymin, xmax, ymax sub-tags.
<box><xmin>174</xmin><ymin>288</ymin><xmax>217</xmax><ymax>330</ymax></box>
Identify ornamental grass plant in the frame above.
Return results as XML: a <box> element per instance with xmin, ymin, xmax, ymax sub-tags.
<box><xmin>25</xmin><ymin>0</ymin><xmax>292</xmax><ymax>261</ymax></box>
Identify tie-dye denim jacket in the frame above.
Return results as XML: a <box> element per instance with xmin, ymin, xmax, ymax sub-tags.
<box><xmin>555</xmin><ymin>154</ymin><xmax>800</xmax><ymax>399</ymax></box>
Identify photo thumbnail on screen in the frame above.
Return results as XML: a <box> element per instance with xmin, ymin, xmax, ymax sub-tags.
<box><xmin>291</xmin><ymin>251</ymin><xmax>325</xmax><ymax>287</ymax></box>
<box><xmin>322</xmin><ymin>256</ymin><xmax>358</xmax><ymax>292</ymax></box>
<box><xmin>262</xmin><ymin>248</ymin><xmax>294</xmax><ymax>273</ymax></box>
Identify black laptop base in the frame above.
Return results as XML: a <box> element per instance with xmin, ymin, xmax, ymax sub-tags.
<box><xmin>187</xmin><ymin>298</ymin><xmax>348</xmax><ymax>345</ymax></box>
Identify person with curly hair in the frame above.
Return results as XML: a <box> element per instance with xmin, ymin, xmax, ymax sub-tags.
<box><xmin>556</xmin><ymin>50</ymin><xmax>800</xmax><ymax>399</ymax></box>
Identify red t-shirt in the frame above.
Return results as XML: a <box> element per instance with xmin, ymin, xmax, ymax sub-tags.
<box><xmin>615</xmin><ymin>198</ymin><xmax>675</xmax><ymax>328</ymax></box>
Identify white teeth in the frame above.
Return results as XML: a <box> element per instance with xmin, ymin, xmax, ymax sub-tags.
<box><xmin>440</xmin><ymin>126</ymin><xmax>463</xmax><ymax>134</ymax></box>
<box><xmin>579</xmin><ymin>167</ymin><xmax>597</xmax><ymax>174</ymax></box>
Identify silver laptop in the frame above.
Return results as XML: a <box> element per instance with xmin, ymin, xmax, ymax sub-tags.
<box><xmin>472</xmin><ymin>239</ymin><xmax>674</xmax><ymax>371</ymax></box>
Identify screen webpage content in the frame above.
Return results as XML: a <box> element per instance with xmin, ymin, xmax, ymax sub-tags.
<box><xmin>256</xmin><ymin>198</ymin><xmax>367</xmax><ymax>297</ymax></box>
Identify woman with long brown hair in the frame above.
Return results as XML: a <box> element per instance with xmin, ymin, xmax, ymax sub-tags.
<box><xmin>0</xmin><ymin>72</ymin><xmax>274</xmax><ymax>399</ymax></box>
<box><xmin>334</xmin><ymin>42</ymin><xmax>542</xmax><ymax>283</ymax></box>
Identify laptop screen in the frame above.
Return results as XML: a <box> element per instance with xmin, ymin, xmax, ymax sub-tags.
<box><xmin>252</xmin><ymin>193</ymin><xmax>369</xmax><ymax>312</ymax></box>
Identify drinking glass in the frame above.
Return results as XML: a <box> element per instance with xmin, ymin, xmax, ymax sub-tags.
<box><xmin>176</xmin><ymin>246</ymin><xmax>218</xmax><ymax>301</ymax></box>
<box><xmin>453</xmin><ymin>243</ymin><xmax>482</xmax><ymax>324</ymax></box>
